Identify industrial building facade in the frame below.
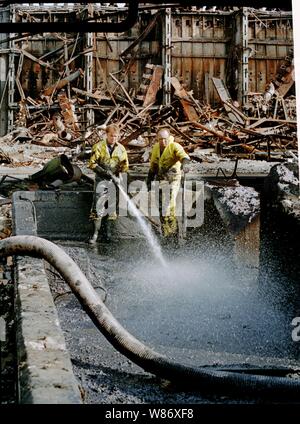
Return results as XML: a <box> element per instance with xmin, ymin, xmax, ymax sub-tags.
<box><xmin>0</xmin><ymin>4</ymin><xmax>293</xmax><ymax>136</ymax></box>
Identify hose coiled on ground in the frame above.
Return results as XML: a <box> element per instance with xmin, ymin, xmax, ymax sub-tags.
<box><xmin>1</xmin><ymin>235</ymin><xmax>299</xmax><ymax>400</ymax></box>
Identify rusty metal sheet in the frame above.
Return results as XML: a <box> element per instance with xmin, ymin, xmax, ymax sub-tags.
<box><xmin>171</xmin><ymin>58</ymin><xmax>182</xmax><ymax>82</ymax></box>
<box><xmin>143</xmin><ymin>65</ymin><xmax>164</xmax><ymax>107</ymax></box>
<box><xmin>256</xmin><ymin>60</ymin><xmax>267</xmax><ymax>93</ymax></box>
<box><xmin>266</xmin><ymin>59</ymin><xmax>277</xmax><ymax>84</ymax></box>
<box><xmin>214</xmin><ymin>43</ymin><xmax>226</xmax><ymax>56</ymax></box>
<box><xmin>171</xmin><ymin>76</ymin><xmax>199</xmax><ymax>121</ymax></box>
<box><xmin>203</xmin><ymin>16</ymin><xmax>214</xmax><ymax>39</ymax></box>
<box><xmin>277</xmin><ymin>45</ymin><xmax>288</xmax><ymax>58</ymax></box>
<box><xmin>212</xmin><ymin>77</ymin><xmax>244</xmax><ymax>123</ymax></box>
<box><xmin>182</xmin><ymin>16</ymin><xmax>193</xmax><ymax>38</ymax></box>
<box><xmin>266</xmin><ymin>45</ymin><xmax>277</xmax><ymax>58</ymax></box>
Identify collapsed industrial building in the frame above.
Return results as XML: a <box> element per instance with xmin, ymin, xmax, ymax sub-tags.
<box><xmin>0</xmin><ymin>3</ymin><xmax>297</xmax><ymax>164</ymax></box>
<box><xmin>0</xmin><ymin>3</ymin><xmax>299</xmax><ymax>405</ymax></box>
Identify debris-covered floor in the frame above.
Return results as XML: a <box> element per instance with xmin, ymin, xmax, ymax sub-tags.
<box><xmin>0</xmin><ymin>255</ymin><xmax>16</xmax><ymax>404</ymax></box>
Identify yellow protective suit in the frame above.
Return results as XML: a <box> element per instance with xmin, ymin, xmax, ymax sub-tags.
<box><xmin>149</xmin><ymin>137</ymin><xmax>189</xmax><ymax>237</ymax></box>
<box><xmin>88</xmin><ymin>139</ymin><xmax>129</xmax><ymax>223</ymax></box>
<box><xmin>88</xmin><ymin>139</ymin><xmax>129</xmax><ymax>175</ymax></box>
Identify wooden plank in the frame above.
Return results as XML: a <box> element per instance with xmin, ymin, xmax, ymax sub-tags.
<box><xmin>212</xmin><ymin>77</ymin><xmax>244</xmax><ymax>124</ymax></box>
<box><xmin>191</xmin><ymin>121</ymin><xmax>233</xmax><ymax>143</ymax></box>
<box><xmin>170</xmin><ymin>76</ymin><xmax>199</xmax><ymax>122</ymax></box>
<box><xmin>143</xmin><ymin>65</ymin><xmax>164</xmax><ymax>107</ymax></box>
<box><xmin>43</xmin><ymin>68</ymin><xmax>83</xmax><ymax>97</ymax></box>
<box><xmin>72</xmin><ymin>87</ymin><xmax>109</xmax><ymax>101</ymax></box>
<box><xmin>57</xmin><ymin>91</ymin><xmax>80</xmax><ymax>132</ymax></box>
<box><xmin>109</xmin><ymin>72</ymin><xmax>138</xmax><ymax>114</ymax></box>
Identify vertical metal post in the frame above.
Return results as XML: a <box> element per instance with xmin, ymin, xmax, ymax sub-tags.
<box><xmin>85</xmin><ymin>4</ymin><xmax>94</xmax><ymax>128</ymax></box>
<box><xmin>0</xmin><ymin>6</ymin><xmax>9</xmax><ymax>136</ymax></box>
<box><xmin>162</xmin><ymin>8</ymin><xmax>171</xmax><ymax>105</ymax></box>
<box><xmin>7</xmin><ymin>5</ymin><xmax>16</xmax><ymax>132</ymax></box>
<box><xmin>242</xmin><ymin>7</ymin><xmax>249</xmax><ymax>106</ymax></box>
<box><xmin>236</xmin><ymin>7</ymin><xmax>249</xmax><ymax>105</ymax></box>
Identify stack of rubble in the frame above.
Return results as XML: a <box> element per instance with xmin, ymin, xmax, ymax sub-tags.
<box><xmin>0</xmin><ymin>40</ymin><xmax>297</xmax><ymax>169</ymax></box>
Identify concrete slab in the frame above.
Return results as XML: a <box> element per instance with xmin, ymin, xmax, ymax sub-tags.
<box><xmin>15</xmin><ymin>256</ymin><xmax>82</xmax><ymax>404</ymax></box>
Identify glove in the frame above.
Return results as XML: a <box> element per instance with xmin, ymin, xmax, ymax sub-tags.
<box><xmin>94</xmin><ymin>165</ymin><xmax>111</xmax><ymax>178</ymax></box>
<box><xmin>182</xmin><ymin>158</ymin><xmax>190</xmax><ymax>174</ymax></box>
<box><xmin>101</xmin><ymin>163</ymin><xmax>112</xmax><ymax>172</ymax></box>
<box><xmin>146</xmin><ymin>170</ymin><xmax>155</xmax><ymax>191</ymax></box>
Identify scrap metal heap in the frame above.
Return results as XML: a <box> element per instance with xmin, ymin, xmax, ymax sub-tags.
<box><xmin>0</xmin><ymin>4</ymin><xmax>297</xmax><ymax>169</ymax></box>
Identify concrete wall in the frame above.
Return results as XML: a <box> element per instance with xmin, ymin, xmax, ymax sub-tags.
<box><xmin>12</xmin><ymin>190</ymin><xmax>146</xmax><ymax>241</ymax></box>
<box><xmin>11</xmin><ymin>188</ymin><xmax>148</xmax><ymax>402</ymax></box>
<box><xmin>12</xmin><ymin>191</ymin><xmax>94</xmax><ymax>241</ymax></box>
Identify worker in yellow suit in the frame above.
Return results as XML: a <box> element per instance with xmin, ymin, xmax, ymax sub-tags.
<box><xmin>147</xmin><ymin>128</ymin><xmax>190</xmax><ymax>239</ymax></box>
<box><xmin>88</xmin><ymin>124</ymin><xmax>129</xmax><ymax>244</ymax></box>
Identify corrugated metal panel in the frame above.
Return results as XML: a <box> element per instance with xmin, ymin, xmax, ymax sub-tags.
<box><xmin>2</xmin><ymin>7</ymin><xmax>294</xmax><ymax>111</ymax></box>
<box><xmin>95</xmin><ymin>13</ymin><xmax>161</xmax><ymax>94</ymax></box>
<box><xmin>171</xmin><ymin>12</ymin><xmax>230</xmax><ymax>104</ymax></box>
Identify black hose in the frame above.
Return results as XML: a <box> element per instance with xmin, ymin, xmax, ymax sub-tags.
<box><xmin>1</xmin><ymin>235</ymin><xmax>299</xmax><ymax>400</ymax></box>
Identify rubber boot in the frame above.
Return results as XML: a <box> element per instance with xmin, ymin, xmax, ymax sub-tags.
<box><xmin>89</xmin><ymin>219</ymin><xmax>102</xmax><ymax>244</ymax></box>
<box><xmin>102</xmin><ymin>219</ymin><xmax>112</xmax><ymax>242</ymax></box>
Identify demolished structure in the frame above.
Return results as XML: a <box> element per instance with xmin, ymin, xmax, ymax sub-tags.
<box><xmin>0</xmin><ymin>3</ymin><xmax>300</xmax><ymax>406</ymax></box>
<box><xmin>0</xmin><ymin>3</ymin><xmax>297</xmax><ymax>169</ymax></box>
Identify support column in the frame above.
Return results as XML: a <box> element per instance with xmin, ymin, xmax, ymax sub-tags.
<box><xmin>85</xmin><ymin>4</ymin><xmax>94</xmax><ymax>129</ymax></box>
<box><xmin>162</xmin><ymin>8</ymin><xmax>171</xmax><ymax>105</ymax></box>
<box><xmin>236</xmin><ymin>7</ymin><xmax>249</xmax><ymax>105</ymax></box>
<box><xmin>7</xmin><ymin>5</ymin><xmax>16</xmax><ymax>132</ymax></box>
<box><xmin>0</xmin><ymin>7</ymin><xmax>9</xmax><ymax>136</ymax></box>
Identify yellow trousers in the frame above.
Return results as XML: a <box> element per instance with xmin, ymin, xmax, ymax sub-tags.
<box><xmin>159</xmin><ymin>176</ymin><xmax>181</xmax><ymax>237</ymax></box>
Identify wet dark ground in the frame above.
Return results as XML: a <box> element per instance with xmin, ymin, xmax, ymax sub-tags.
<box><xmin>0</xmin><ymin>258</ymin><xmax>17</xmax><ymax>404</ymax></box>
<box><xmin>52</xmin><ymin>208</ymin><xmax>300</xmax><ymax>404</ymax></box>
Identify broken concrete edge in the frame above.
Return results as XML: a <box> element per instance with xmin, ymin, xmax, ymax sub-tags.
<box><xmin>265</xmin><ymin>161</ymin><xmax>300</xmax><ymax>220</ymax></box>
<box><xmin>14</xmin><ymin>255</ymin><xmax>82</xmax><ymax>404</ymax></box>
<box><xmin>205</xmin><ymin>183</ymin><xmax>260</xmax><ymax>234</ymax></box>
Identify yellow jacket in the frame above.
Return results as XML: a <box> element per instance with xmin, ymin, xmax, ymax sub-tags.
<box><xmin>149</xmin><ymin>136</ymin><xmax>189</xmax><ymax>178</ymax></box>
<box><xmin>88</xmin><ymin>139</ymin><xmax>129</xmax><ymax>175</ymax></box>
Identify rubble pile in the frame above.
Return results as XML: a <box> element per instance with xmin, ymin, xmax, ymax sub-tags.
<box><xmin>0</xmin><ymin>8</ymin><xmax>297</xmax><ymax>170</ymax></box>
<box><xmin>0</xmin><ymin>67</ymin><xmax>297</xmax><ymax>170</ymax></box>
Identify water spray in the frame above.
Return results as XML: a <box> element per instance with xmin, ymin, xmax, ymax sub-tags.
<box><xmin>109</xmin><ymin>172</ymin><xmax>167</xmax><ymax>268</ymax></box>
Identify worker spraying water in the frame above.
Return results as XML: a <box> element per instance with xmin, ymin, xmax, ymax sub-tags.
<box><xmin>146</xmin><ymin>128</ymin><xmax>191</xmax><ymax>243</ymax></box>
<box><xmin>88</xmin><ymin>123</ymin><xmax>167</xmax><ymax>267</ymax></box>
<box><xmin>88</xmin><ymin>124</ymin><xmax>129</xmax><ymax>244</ymax></box>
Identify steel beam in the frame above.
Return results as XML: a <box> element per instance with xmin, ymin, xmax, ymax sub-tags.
<box><xmin>85</xmin><ymin>5</ymin><xmax>94</xmax><ymax>129</ymax></box>
<box><xmin>0</xmin><ymin>6</ymin><xmax>9</xmax><ymax>136</ymax></box>
<box><xmin>162</xmin><ymin>8</ymin><xmax>171</xmax><ymax>105</ymax></box>
<box><xmin>7</xmin><ymin>5</ymin><xmax>15</xmax><ymax>132</ymax></box>
<box><xmin>236</xmin><ymin>7</ymin><xmax>249</xmax><ymax>105</ymax></box>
